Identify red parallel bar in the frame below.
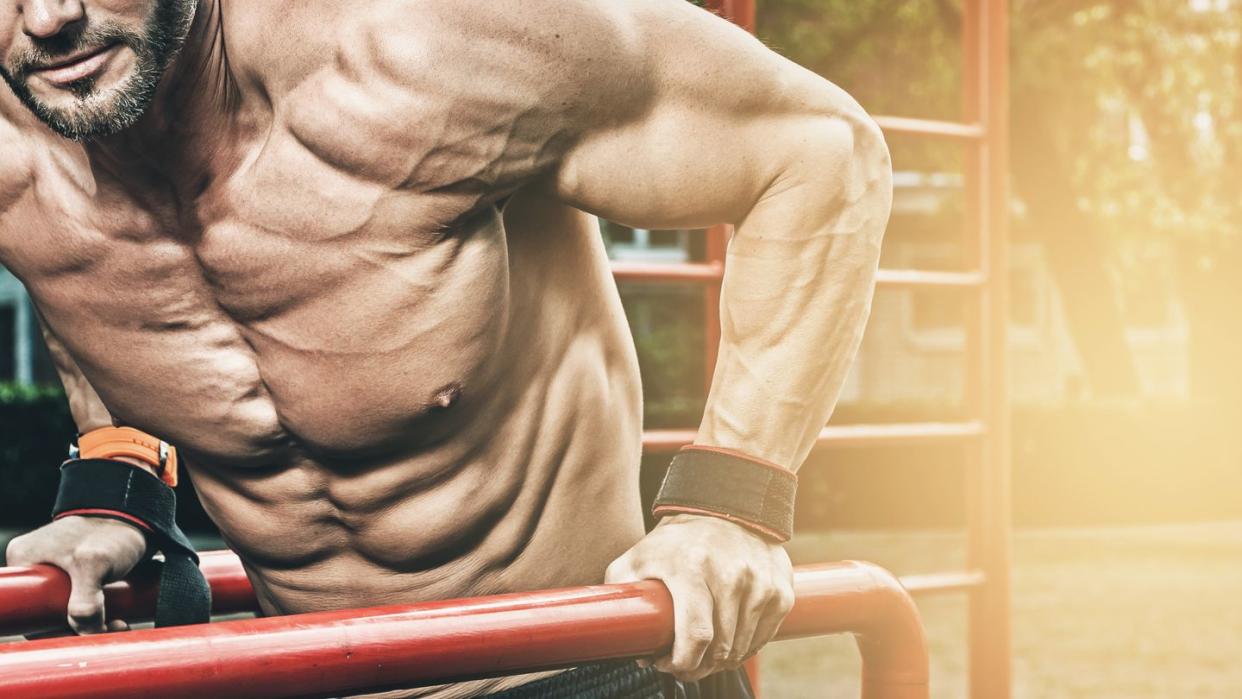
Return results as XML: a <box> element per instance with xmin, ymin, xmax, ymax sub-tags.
<box><xmin>643</xmin><ymin>421</ymin><xmax>985</xmax><ymax>454</ymax></box>
<box><xmin>0</xmin><ymin>561</ymin><xmax>927</xmax><ymax>699</ymax></box>
<box><xmin>0</xmin><ymin>551</ymin><xmax>257</xmax><ymax>637</ymax></box>
<box><xmin>873</xmin><ymin>116</ymin><xmax>985</xmax><ymax>141</ymax></box>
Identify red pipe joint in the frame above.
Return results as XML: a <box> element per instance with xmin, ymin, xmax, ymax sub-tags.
<box><xmin>0</xmin><ymin>556</ymin><xmax>927</xmax><ymax>699</ymax></box>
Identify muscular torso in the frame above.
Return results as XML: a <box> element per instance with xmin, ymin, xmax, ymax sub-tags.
<box><xmin>0</xmin><ymin>4</ymin><xmax>645</xmax><ymax>684</ymax></box>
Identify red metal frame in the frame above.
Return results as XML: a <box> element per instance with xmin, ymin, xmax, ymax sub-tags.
<box><xmin>0</xmin><ymin>560</ymin><xmax>927</xmax><ymax>699</ymax></box>
<box><xmin>673</xmin><ymin>2</ymin><xmax>1011</xmax><ymax>696</ymax></box>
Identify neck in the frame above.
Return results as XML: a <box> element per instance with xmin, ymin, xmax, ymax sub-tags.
<box><xmin>93</xmin><ymin>0</ymin><xmax>241</xmax><ymax>157</ymax></box>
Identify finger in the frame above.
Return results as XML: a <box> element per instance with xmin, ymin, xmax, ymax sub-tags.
<box><xmin>727</xmin><ymin>580</ymin><xmax>771</xmax><ymax>665</ymax></box>
<box><xmin>604</xmin><ymin>556</ymin><xmax>638</xmax><ymax>584</ymax></box>
<box><xmin>4</xmin><ymin>535</ymin><xmax>37</xmax><ymax>567</ymax></box>
<box><xmin>703</xmin><ymin>567</ymin><xmax>755</xmax><ymax>676</ymax></box>
<box><xmin>653</xmin><ymin>577</ymin><xmax>715</xmax><ymax>680</ymax></box>
<box><xmin>743</xmin><ymin>585</ymin><xmax>795</xmax><ymax>660</ymax></box>
<box><xmin>64</xmin><ymin>545</ymin><xmax>113</xmax><ymax>636</ymax></box>
<box><xmin>106</xmin><ymin>619</ymin><xmax>131</xmax><ymax>633</ymax></box>
<box><xmin>66</xmin><ymin>565</ymin><xmax>108</xmax><ymax>635</ymax></box>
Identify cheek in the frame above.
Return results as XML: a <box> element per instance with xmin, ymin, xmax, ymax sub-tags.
<box><xmin>0</xmin><ymin>20</ymin><xmax>17</xmax><ymax>67</ymax></box>
<box><xmin>82</xmin><ymin>0</ymin><xmax>156</xmax><ymax>32</ymax></box>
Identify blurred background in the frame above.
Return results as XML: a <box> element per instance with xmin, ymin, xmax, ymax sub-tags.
<box><xmin>3</xmin><ymin>0</ymin><xmax>1242</xmax><ymax>697</ymax></box>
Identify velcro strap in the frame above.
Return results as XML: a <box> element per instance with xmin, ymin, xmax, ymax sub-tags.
<box><xmin>652</xmin><ymin>447</ymin><xmax>797</xmax><ymax>542</ymax></box>
<box><xmin>53</xmin><ymin>459</ymin><xmax>211</xmax><ymax>627</ymax></box>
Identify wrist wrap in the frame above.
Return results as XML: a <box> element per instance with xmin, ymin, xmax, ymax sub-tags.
<box><xmin>652</xmin><ymin>446</ymin><xmax>797</xmax><ymax>542</ymax></box>
<box><xmin>52</xmin><ymin>459</ymin><xmax>211</xmax><ymax>628</ymax></box>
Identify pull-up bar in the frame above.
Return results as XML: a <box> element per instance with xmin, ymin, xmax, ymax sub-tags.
<box><xmin>0</xmin><ymin>557</ymin><xmax>928</xmax><ymax>699</ymax></box>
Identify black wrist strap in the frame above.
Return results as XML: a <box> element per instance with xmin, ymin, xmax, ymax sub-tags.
<box><xmin>652</xmin><ymin>447</ymin><xmax>797</xmax><ymax>542</ymax></box>
<box><xmin>52</xmin><ymin>459</ymin><xmax>211</xmax><ymax>628</ymax></box>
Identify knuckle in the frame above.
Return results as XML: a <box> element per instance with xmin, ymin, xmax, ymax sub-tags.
<box><xmin>604</xmin><ymin>560</ymin><xmax>625</xmax><ymax>581</ymax></box>
<box><xmin>5</xmin><ymin>536</ymin><xmax>31</xmax><ymax>564</ymax></box>
<box><xmin>777</xmin><ymin>587</ymin><xmax>796</xmax><ymax>612</ymax></box>
<box><xmin>685</xmin><ymin>625</ymin><xmax>714</xmax><ymax>648</ymax></box>
<box><xmin>685</xmin><ymin>546</ymin><xmax>710</xmax><ymax>566</ymax></box>
<box><xmin>71</xmin><ymin>543</ymin><xmax>113</xmax><ymax>569</ymax></box>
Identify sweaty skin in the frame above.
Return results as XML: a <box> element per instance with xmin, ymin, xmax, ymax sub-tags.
<box><xmin>0</xmin><ymin>0</ymin><xmax>891</xmax><ymax>695</ymax></box>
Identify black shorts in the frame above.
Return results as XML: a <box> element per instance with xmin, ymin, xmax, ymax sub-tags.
<box><xmin>484</xmin><ymin>660</ymin><xmax>756</xmax><ymax>699</ymax></box>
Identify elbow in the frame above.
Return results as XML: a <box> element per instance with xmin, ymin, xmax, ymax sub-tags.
<box><xmin>774</xmin><ymin>110</ymin><xmax>892</xmax><ymax>247</ymax></box>
<box><xmin>836</xmin><ymin>112</ymin><xmax>893</xmax><ymax>246</ymax></box>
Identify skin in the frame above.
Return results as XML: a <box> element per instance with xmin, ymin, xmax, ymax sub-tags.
<box><xmin>0</xmin><ymin>0</ymin><xmax>891</xmax><ymax>695</ymax></box>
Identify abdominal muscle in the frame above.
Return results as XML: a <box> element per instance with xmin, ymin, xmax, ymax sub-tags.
<box><xmin>180</xmin><ymin>202</ymin><xmax>647</xmax><ymax>698</ymax></box>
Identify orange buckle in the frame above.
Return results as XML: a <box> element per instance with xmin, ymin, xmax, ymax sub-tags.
<box><xmin>73</xmin><ymin>426</ymin><xmax>179</xmax><ymax>487</ymax></box>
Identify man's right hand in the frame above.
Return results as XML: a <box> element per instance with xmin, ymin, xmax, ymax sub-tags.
<box><xmin>5</xmin><ymin>516</ymin><xmax>147</xmax><ymax>634</ymax></box>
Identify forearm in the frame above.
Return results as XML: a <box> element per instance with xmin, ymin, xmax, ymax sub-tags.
<box><xmin>696</xmin><ymin>113</ymin><xmax>892</xmax><ymax>471</ymax></box>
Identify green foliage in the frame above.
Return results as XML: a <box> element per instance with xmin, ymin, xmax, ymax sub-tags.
<box><xmin>0</xmin><ymin>383</ymin><xmax>73</xmax><ymax>525</ymax></box>
<box><xmin>621</xmin><ymin>288</ymin><xmax>708</xmax><ymax>427</ymax></box>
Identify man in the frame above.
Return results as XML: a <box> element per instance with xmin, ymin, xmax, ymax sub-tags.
<box><xmin>0</xmin><ymin>0</ymin><xmax>891</xmax><ymax>696</ymax></box>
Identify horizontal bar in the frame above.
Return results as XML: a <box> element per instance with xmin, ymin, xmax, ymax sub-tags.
<box><xmin>611</xmin><ymin>262</ymin><xmax>723</xmax><ymax>283</ymax></box>
<box><xmin>873</xmin><ymin>116</ymin><xmax>985</xmax><ymax>141</ymax></box>
<box><xmin>0</xmin><ymin>551</ymin><xmax>258</xmax><ymax>637</ymax></box>
<box><xmin>901</xmin><ymin>570</ymin><xmax>987</xmax><ymax>596</ymax></box>
<box><xmin>0</xmin><ymin>560</ymin><xmax>928</xmax><ymax>699</ymax></box>
<box><xmin>875</xmin><ymin>269</ymin><xmax>985</xmax><ymax>289</ymax></box>
<box><xmin>643</xmin><ymin>421</ymin><xmax>985</xmax><ymax>453</ymax></box>
<box><xmin>611</xmin><ymin>264</ymin><xmax>984</xmax><ymax>290</ymax></box>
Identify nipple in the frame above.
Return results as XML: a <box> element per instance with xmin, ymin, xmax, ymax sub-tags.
<box><xmin>432</xmin><ymin>384</ymin><xmax>462</xmax><ymax>411</ymax></box>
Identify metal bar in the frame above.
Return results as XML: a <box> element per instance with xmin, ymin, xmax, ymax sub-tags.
<box><xmin>979</xmin><ymin>1</ymin><xmax>1013</xmax><ymax>696</ymax></box>
<box><xmin>642</xmin><ymin>421</ymin><xmax>985</xmax><ymax>454</ymax></box>
<box><xmin>611</xmin><ymin>261</ymin><xmax>723</xmax><ymax>284</ymax></box>
<box><xmin>901</xmin><ymin>570</ymin><xmax>987</xmax><ymax>596</ymax></box>
<box><xmin>611</xmin><ymin>265</ymin><xmax>984</xmax><ymax>289</ymax></box>
<box><xmin>875</xmin><ymin>269</ymin><xmax>985</xmax><ymax>289</ymax></box>
<box><xmin>873</xmin><ymin>116</ymin><xmax>986</xmax><ymax>141</ymax></box>
<box><xmin>0</xmin><ymin>551</ymin><xmax>258</xmax><ymax>637</ymax></box>
<box><xmin>0</xmin><ymin>561</ymin><xmax>928</xmax><ymax>699</ymax></box>
<box><xmin>962</xmin><ymin>2</ymin><xmax>1012</xmax><ymax>698</ymax></box>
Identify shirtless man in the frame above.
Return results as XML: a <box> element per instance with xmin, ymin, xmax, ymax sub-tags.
<box><xmin>0</xmin><ymin>1</ymin><xmax>891</xmax><ymax>696</ymax></box>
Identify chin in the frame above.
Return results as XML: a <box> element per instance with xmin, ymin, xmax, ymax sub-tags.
<box><xmin>23</xmin><ymin>76</ymin><xmax>152</xmax><ymax>141</ymax></box>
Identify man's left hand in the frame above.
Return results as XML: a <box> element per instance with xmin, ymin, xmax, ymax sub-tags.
<box><xmin>605</xmin><ymin>513</ymin><xmax>795</xmax><ymax>682</ymax></box>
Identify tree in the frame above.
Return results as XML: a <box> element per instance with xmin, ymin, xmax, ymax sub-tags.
<box><xmin>754</xmin><ymin>0</ymin><xmax>1242</xmax><ymax>400</ymax></box>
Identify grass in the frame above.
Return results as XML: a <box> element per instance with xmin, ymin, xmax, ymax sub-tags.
<box><xmin>761</xmin><ymin>522</ymin><xmax>1242</xmax><ymax>698</ymax></box>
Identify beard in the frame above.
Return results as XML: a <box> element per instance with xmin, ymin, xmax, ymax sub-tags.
<box><xmin>0</xmin><ymin>0</ymin><xmax>197</xmax><ymax>141</ymax></box>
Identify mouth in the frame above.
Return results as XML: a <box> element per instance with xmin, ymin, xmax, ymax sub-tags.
<box><xmin>30</xmin><ymin>43</ymin><xmax>122</xmax><ymax>87</ymax></box>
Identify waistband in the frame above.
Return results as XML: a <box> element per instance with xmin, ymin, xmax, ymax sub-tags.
<box><xmin>484</xmin><ymin>660</ymin><xmax>664</xmax><ymax>699</ymax></box>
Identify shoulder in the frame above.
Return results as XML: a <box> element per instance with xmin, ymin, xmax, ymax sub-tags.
<box><xmin>343</xmin><ymin>0</ymin><xmax>655</xmax><ymax>118</ymax></box>
<box><xmin>280</xmin><ymin>0</ymin><xmax>659</xmax><ymax>191</ymax></box>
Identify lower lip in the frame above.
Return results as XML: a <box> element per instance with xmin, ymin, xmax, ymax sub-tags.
<box><xmin>34</xmin><ymin>45</ymin><xmax>120</xmax><ymax>87</ymax></box>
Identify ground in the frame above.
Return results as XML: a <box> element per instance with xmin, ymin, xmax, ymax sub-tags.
<box><xmin>765</xmin><ymin>522</ymin><xmax>1242</xmax><ymax>698</ymax></box>
<box><xmin>4</xmin><ymin>522</ymin><xmax>1241</xmax><ymax>697</ymax></box>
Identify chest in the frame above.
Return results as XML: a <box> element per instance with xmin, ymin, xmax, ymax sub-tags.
<box><xmin>1</xmin><ymin>125</ymin><xmax>516</xmax><ymax>462</ymax></box>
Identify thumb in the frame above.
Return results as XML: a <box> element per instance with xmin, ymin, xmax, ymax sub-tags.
<box><xmin>66</xmin><ymin>564</ymin><xmax>108</xmax><ymax>635</ymax></box>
